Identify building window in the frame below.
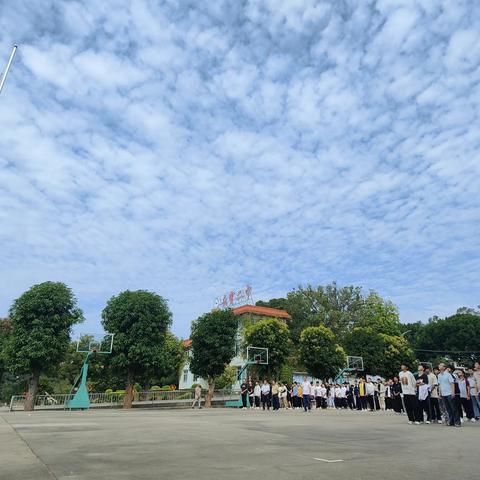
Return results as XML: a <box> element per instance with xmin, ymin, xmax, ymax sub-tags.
<box><xmin>183</xmin><ymin>369</ymin><xmax>188</xmax><ymax>383</ymax></box>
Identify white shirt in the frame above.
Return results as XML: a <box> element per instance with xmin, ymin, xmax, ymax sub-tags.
<box><xmin>399</xmin><ymin>371</ymin><xmax>416</xmax><ymax>395</ymax></box>
<box><xmin>320</xmin><ymin>386</ymin><xmax>327</xmax><ymax>397</ymax></box>
<box><xmin>314</xmin><ymin>385</ymin><xmax>322</xmax><ymax>396</ymax></box>
<box><xmin>340</xmin><ymin>386</ymin><xmax>347</xmax><ymax>398</ymax></box>
<box><xmin>427</xmin><ymin>372</ymin><xmax>439</xmax><ymax>399</ymax></box>
<box><xmin>260</xmin><ymin>384</ymin><xmax>270</xmax><ymax>395</ymax></box>
<box><xmin>302</xmin><ymin>382</ymin><xmax>311</xmax><ymax>395</ymax></box>
<box><xmin>365</xmin><ymin>382</ymin><xmax>375</xmax><ymax>396</ymax></box>
<box><xmin>254</xmin><ymin>385</ymin><xmax>261</xmax><ymax>397</ymax></box>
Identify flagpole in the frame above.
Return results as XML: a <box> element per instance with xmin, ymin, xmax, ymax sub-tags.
<box><xmin>0</xmin><ymin>45</ymin><xmax>18</xmax><ymax>95</ymax></box>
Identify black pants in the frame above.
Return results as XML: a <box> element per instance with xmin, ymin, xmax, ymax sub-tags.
<box><xmin>315</xmin><ymin>396</ymin><xmax>322</xmax><ymax>408</ymax></box>
<box><xmin>460</xmin><ymin>397</ymin><xmax>474</xmax><ymax>419</ymax></box>
<box><xmin>403</xmin><ymin>394</ymin><xmax>422</xmax><ymax>422</ymax></box>
<box><xmin>429</xmin><ymin>397</ymin><xmax>441</xmax><ymax>421</ymax></box>
<box><xmin>248</xmin><ymin>395</ymin><xmax>253</xmax><ymax>407</ymax></box>
<box><xmin>385</xmin><ymin>397</ymin><xmax>392</xmax><ymax>410</ymax></box>
<box><xmin>356</xmin><ymin>395</ymin><xmax>362</xmax><ymax>410</ymax></box>
<box><xmin>442</xmin><ymin>395</ymin><xmax>460</xmax><ymax>426</ymax></box>
<box><xmin>360</xmin><ymin>396</ymin><xmax>368</xmax><ymax>410</ymax></box>
<box><xmin>261</xmin><ymin>393</ymin><xmax>270</xmax><ymax>410</ymax></box>
<box><xmin>392</xmin><ymin>395</ymin><xmax>403</xmax><ymax>413</ymax></box>
<box><xmin>347</xmin><ymin>396</ymin><xmax>354</xmax><ymax>409</ymax></box>
<box><xmin>418</xmin><ymin>398</ymin><xmax>431</xmax><ymax>421</ymax></box>
<box><xmin>254</xmin><ymin>396</ymin><xmax>260</xmax><ymax>408</ymax></box>
<box><xmin>241</xmin><ymin>393</ymin><xmax>247</xmax><ymax>408</ymax></box>
<box><xmin>272</xmin><ymin>394</ymin><xmax>280</xmax><ymax>411</ymax></box>
<box><xmin>366</xmin><ymin>395</ymin><xmax>375</xmax><ymax>411</ymax></box>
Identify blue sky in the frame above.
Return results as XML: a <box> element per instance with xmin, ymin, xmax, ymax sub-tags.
<box><xmin>0</xmin><ymin>0</ymin><xmax>479</xmax><ymax>339</ymax></box>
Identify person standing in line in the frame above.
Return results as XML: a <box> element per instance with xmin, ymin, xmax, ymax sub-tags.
<box><xmin>314</xmin><ymin>381</ymin><xmax>322</xmax><ymax>409</ymax></box>
<box><xmin>399</xmin><ymin>363</ymin><xmax>421</xmax><ymax>424</ymax></box>
<box><xmin>425</xmin><ymin>366</ymin><xmax>441</xmax><ymax>422</ymax></box>
<box><xmin>473</xmin><ymin>362</ymin><xmax>480</xmax><ymax>414</ymax></box>
<box><xmin>240</xmin><ymin>381</ymin><xmax>248</xmax><ymax>409</ymax></box>
<box><xmin>254</xmin><ymin>381</ymin><xmax>261</xmax><ymax>409</ymax></box>
<box><xmin>340</xmin><ymin>383</ymin><xmax>348</xmax><ymax>409</ymax></box>
<box><xmin>346</xmin><ymin>383</ymin><xmax>354</xmax><ymax>409</ymax></box>
<box><xmin>328</xmin><ymin>383</ymin><xmax>335</xmax><ymax>408</ymax></box>
<box><xmin>467</xmin><ymin>370</ymin><xmax>480</xmax><ymax>420</ymax></box>
<box><xmin>416</xmin><ymin>364</ymin><xmax>431</xmax><ymax>423</ymax></box>
<box><xmin>391</xmin><ymin>377</ymin><xmax>403</xmax><ymax>413</ymax></box>
<box><xmin>358</xmin><ymin>378</ymin><xmax>367</xmax><ymax>411</ymax></box>
<box><xmin>309</xmin><ymin>382</ymin><xmax>315</xmax><ymax>410</ymax></box>
<box><xmin>247</xmin><ymin>381</ymin><xmax>254</xmax><ymax>409</ymax></box>
<box><xmin>365</xmin><ymin>379</ymin><xmax>375</xmax><ymax>412</ymax></box>
<box><xmin>298</xmin><ymin>383</ymin><xmax>303</xmax><ymax>410</ymax></box>
<box><xmin>192</xmin><ymin>384</ymin><xmax>202</xmax><ymax>409</ymax></box>
<box><xmin>301</xmin><ymin>376</ymin><xmax>311</xmax><ymax>412</ymax></box>
<box><xmin>378</xmin><ymin>380</ymin><xmax>386</xmax><ymax>411</ymax></box>
<box><xmin>271</xmin><ymin>380</ymin><xmax>280</xmax><ymax>411</ymax></box>
<box><xmin>260</xmin><ymin>379</ymin><xmax>270</xmax><ymax>411</ymax></box>
<box><xmin>292</xmin><ymin>382</ymin><xmax>299</xmax><ymax>409</ymax></box>
<box><xmin>334</xmin><ymin>384</ymin><xmax>341</xmax><ymax>409</ymax></box>
<box><xmin>456</xmin><ymin>370</ymin><xmax>475</xmax><ymax>422</ymax></box>
<box><xmin>437</xmin><ymin>363</ymin><xmax>460</xmax><ymax>427</ymax></box>
<box><xmin>286</xmin><ymin>383</ymin><xmax>292</xmax><ymax>409</ymax></box>
<box><xmin>279</xmin><ymin>382</ymin><xmax>288</xmax><ymax>409</ymax></box>
<box><xmin>354</xmin><ymin>382</ymin><xmax>361</xmax><ymax>410</ymax></box>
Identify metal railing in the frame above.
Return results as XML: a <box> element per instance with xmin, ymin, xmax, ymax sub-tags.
<box><xmin>9</xmin><ymin>389</ymin><xmax>237</xmax><ymax>411</ymax></box>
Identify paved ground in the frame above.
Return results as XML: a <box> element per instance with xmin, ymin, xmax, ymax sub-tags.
<box><xmin>1</xmin><ymin>408</ymin><xmax>478</xmax><ymax>480</ymax></box>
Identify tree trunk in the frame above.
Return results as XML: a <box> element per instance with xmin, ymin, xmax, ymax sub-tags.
<box><xmin>205</xmin><ymin>378</ymin><xmax>215</xmax><ymax>408</ymax></box>
<box><xmin>123</xmin><ymin>369</ymin><xmax>135</xmax><ymax>409</ymax></box>
<box><xmin>24</xmin><ymin>368</ymin><xmax>40</xmax><ymax>412</ymax></box>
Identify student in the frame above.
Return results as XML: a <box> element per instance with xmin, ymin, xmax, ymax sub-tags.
<box><xmin>358</xmin><ymin>378</ymin><xmax>367</xmax><ymax>411</ymax></box>
<box><xmin>301</xmin><ymin>376</ymin><xmax>311</xmax><ymax>412</ymax></box>
<box><xmin>327</xmin><ymin>383</ymin><xmax>335</xmax><ymax>408</ymax></box>
<box><xmin>365</xmin><ymin>379</ymin><xmax>375</xmax><ymax>412</ymax></box>
<box><xmin>399</xmin><ymin>363</ymin><xmax>421</xmax><ymax>424</ymax></box>
<box><xmin>314</xmin><ymin>381</ymin><xmax>322</xmax><ymax>409</ymax></box>
<box><xmin>192</xmin><ymin>384</ymin><xmax>202</xmax><ymax>409</ymax></box>
<box><xmin>391</xmin><ymin>377</ymin><xmax>403</xmax><ymax>413</ymax></box>
<box><xmin>279</xmin><ymin>382</ymin><xmax>288</xmax><ymax>409</ymax></box>
<box><xmin>416</xmin><ymin>364</ymin><xmax>430</xmax><ymax>423</ymax></box>
<box><xmin>354</xmin><ymin>382</ymin><xmax>361</xmax><ymax>410</ymax></box>
<box><xmin>286</xmin><ymin>384</ymin><xmax>292</xmax><ymax>409</ymax></box>
<box><xmin>385</xmin><ymin>380</ymin><xmax>393</xmax><ymax>410</ymax></box>
<box><xmin>426</xmin><ymin>366</ymin><xmax>441</xmax><ymax>422</ymax></box>
<box><xmin>309</xmin><ymin>382</ymin><xmax>315</xmax><ymax>409</ymax></box>
<box><xmin>346</xmin><ymin>383</ymin><xmax>355</xmax><ymax>410</ymax></box>
<box><xmin>240</xmin><ymin>381</ymin><xmax>248</xmax><ymax>409</ymax></box>
<box><xmin>456</xmin><ymin>370</ymin><xmax>475</xmax><ymax>421</ymax></box>
<box><xmin>248</xmin><ymin>381</ymin><xmax>254</xmax><ymax>408</ymax></box>
<box><xmin>298</xmin><ymin>383</ymin><xmax>303</xmax><ymax>410</ymax></box>
<box><xmin>437</xmin><ymin>363</ymin><xmax>460</xmax><ymax>427</ymax></box>
<box><xmin>340</xmin><ymin>384</ymin><xmax>348</xmax><ymax>409</ymax></box>
<box><xmin>467</xmin><ymin>369</ymin><xmax>480</xmax><ymax>419</ymax></box>
<box><xmin>378</xmin><ymin>381</ymin><xmax>386</xmax><ymax>411</ymax></box>
<box><xmin>334</xmin><ymin>384</ymin><xmax>341</xmax><ymax>409</ymax></box>
<box><xmin>292</xmin><ymin>382</ymin><xmax>299</xmax><ymax>409</ymax></box>
<box><xmin>260</xmin><ymin>379</ymin><xmax>271</xmax><ymax>411</ymax></box>
<box><xmin>254</xmin><ymin>381</ymin><xmax>261</xmax><ymax>409</ymax></box>
<box><xmin>271</xmin><ymin>380</ymin><xmax>280</xmax><ymax>411</ymax></box>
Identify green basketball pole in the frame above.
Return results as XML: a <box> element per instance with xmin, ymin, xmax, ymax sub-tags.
<box><xmin>66</xmin><ymin>352</ymin><xmax>92</xmax><ymax>410</ymax></box>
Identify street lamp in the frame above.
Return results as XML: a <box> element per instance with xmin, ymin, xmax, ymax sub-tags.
<box><xmin>0</xmin><ymin>45</ymin><xmax>18</xmax><ymax>96</ymax></box>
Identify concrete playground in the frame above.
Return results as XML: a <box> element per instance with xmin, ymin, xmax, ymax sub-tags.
<box><xmin>1</xmin><ymin>407</ymin><xmax>478</xmax><ymax>480</ymax></box>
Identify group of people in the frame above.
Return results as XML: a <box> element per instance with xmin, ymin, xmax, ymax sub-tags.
<box><xmin>237</xmin><ymin>361</ymin><xmax>480</xmax><ymax>428</ymax></box>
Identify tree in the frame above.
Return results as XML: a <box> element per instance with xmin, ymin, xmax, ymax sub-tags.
<box><xmin>299</xmin><ymin>326</ymin><xmax>346</xmax><ymax>380</ymax></box>
<box><xmin>4</xmin><ymin>282</ymin><xmax>83</xmax><ymax>410</ymax></box>
<box><xmin>415</xmin><ymin>313</ymin><xmax>480</xmax><ymax>365</ymax></box>
<box><xmin>286</xmin><ymin>283</ymin><xmax>364</xmax><ymax>342</ymax></box>
<box><xmin>353</xmin><ymin>291</ymin><xmax>401</xmax><ymax>335</ymax></box>
<box><xmin>215</xmin><ymin>365</ymin><xmax>237</xmax><ymax>390</ymax></box>
<box><xmin>0</xmin><ymin>318</ymin><xmax>11</xmax><ymax>384</ymax></box>
<box><xmin>101</xmin><ymin>290</ymin><xmax>172</xmax><ymax>408</ymax></box>
<box><xmin>255</xmin><ymin>298</ymin><xmax>288</xmax><ymax>310</ymax></box>
<box><xmin>243</xmin><ymin>318</ymin><xmax>292</xmax><ymax>378</ymax></box>
<box><xmin>189</xmin><ymin>309</ymin><xmax>238</xmax><ymax>407</ymax></box>
<box><xmin>343</xmin><ymin>327</ymin><xmax>414</xmax><ymax>377</ymax></box>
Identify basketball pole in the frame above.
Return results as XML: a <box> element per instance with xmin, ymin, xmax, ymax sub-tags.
<box><xmin>0</xmin><ymin>45</ymin><xmax>17</xmax><ymax>96</ymax></box>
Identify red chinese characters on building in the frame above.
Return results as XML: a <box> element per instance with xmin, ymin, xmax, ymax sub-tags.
<box><xmin>215</xmin><ymin>285</ymin><xmax>253</xmax><ymax>309</ymax></box>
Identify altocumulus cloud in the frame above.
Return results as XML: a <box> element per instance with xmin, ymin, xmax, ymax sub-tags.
<box><xmin>0</xmin><ymin>0</ymin><xmax>479</xmax><ymax>337</ymax></box>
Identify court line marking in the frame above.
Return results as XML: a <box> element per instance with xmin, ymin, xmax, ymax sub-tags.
<box><xmin>314</xmin><ymin>458</ymin><xmax>344</xmax><ymax>463</ymax></box>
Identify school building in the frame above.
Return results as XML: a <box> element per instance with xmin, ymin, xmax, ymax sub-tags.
<box><xmin>178</xmin><ymin>305</ymin><xmax>291</xmax><ymax>389</ymax></box>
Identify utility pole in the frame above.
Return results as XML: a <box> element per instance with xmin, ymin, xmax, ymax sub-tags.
<box><xmin>0</xmin><ymin>45</ymin><xmax>18</xmax><ymax>96</ymax></box>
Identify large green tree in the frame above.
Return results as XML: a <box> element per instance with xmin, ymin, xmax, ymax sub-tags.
<box><xmin>0</xmin><ymin>318</ymin><xmax>11</xmax><ymax>384</ymax></box>
<box><xmin>299</xmin><ymin>325</ymin><xmax>347</xmax><ymax>380</ymax></box>
<box><xmin>4</xmin><ymin>282</ymin><xmax>83</xmax><ymax>410</ymax></box>
<box><xmin>415</xmin><ymin>312</ymin><xmax>480</xmax><ymax>365</ymax></box>
<box><xmin>189</xmin><ymin>309</ymin><xmax>238</xmax><ymax>407</ymax></box>
<box><xmin>286</xmin><ymin>283</ymin><xmax>364</xmax><ymax>342</ymax></box>
<box><xmin>243</xmin><ymin>318</ymin><xmax>292</xmax><ymax>379</ymax></box>
<box><xmin>101</xmin><ymin>290</ymin><xmax>172</xmax><ymax>408</ymax></box>
<box><xmin>353</xmin><ymin>291</ymin><xmax>401</xmax><ymax>335</ymax></box>
<box><xmin>255</xmin><ymin>298</ymin><xmax>288</xmax><ymax>310</ymax></box>
<box><xmin>343</xmin><ymin>327</ymin><xmax>414</xmax><ymax>377</ymax></box>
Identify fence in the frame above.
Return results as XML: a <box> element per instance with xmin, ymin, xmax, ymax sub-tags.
<box><xmin>9</xmin><ymin>389</ymin><xmax>237</xmax><ymax>412</ymax></box>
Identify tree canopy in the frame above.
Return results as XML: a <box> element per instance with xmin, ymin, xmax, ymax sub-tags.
<box><xmin>189</xmin><ymin>309</ymin><xmax>238</xmax><ymax>406</ymax></box>
<box><xmin>243</xmin><ymin>318</ymin><xmax>291</xmax><ymax>378</ymax></box>
<box><xmin>101</xmin><ymin>290</ymin><xmax>172</xmax><ymax>408</ymax></box>
<box><xmin>299</xmin><ymin>325</ymin><xmax>346</xmax><ymax>380</ymax></box>
<box><xmin>4</xmin><ymin>282</ymin><xmax>83</xmax><ymax>410</ymax></box>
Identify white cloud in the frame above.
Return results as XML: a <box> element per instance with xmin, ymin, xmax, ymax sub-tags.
<box><xmin>0</xmin><ymin>0</ymin><xmax>479</xmax><ymax>337</ymax></box>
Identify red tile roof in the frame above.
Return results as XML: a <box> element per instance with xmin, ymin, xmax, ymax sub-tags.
<box><xmin>182</xmin><ymin>339</ymin><xmax>192</xmax><ymax>348</ymax></box>
<box><xmin>232</xmin><ymin>304</ymin><xmax>291</xmax><ymax>319</ymax></box>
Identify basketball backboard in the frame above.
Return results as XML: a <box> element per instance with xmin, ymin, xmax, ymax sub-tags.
<box><xmin>76</xmin><ymin>332</ymin><xmax>114</xmax><ymax>354</ymax></box>
<box><xmin>246</xmin><ymin>346</ymin><xmax>268</xmax><ymax>365</ymax></box>
<box><xmin>347</xmin><ymin>355</ymin><xmax>364</xmax><ymax>371</ymax></box>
